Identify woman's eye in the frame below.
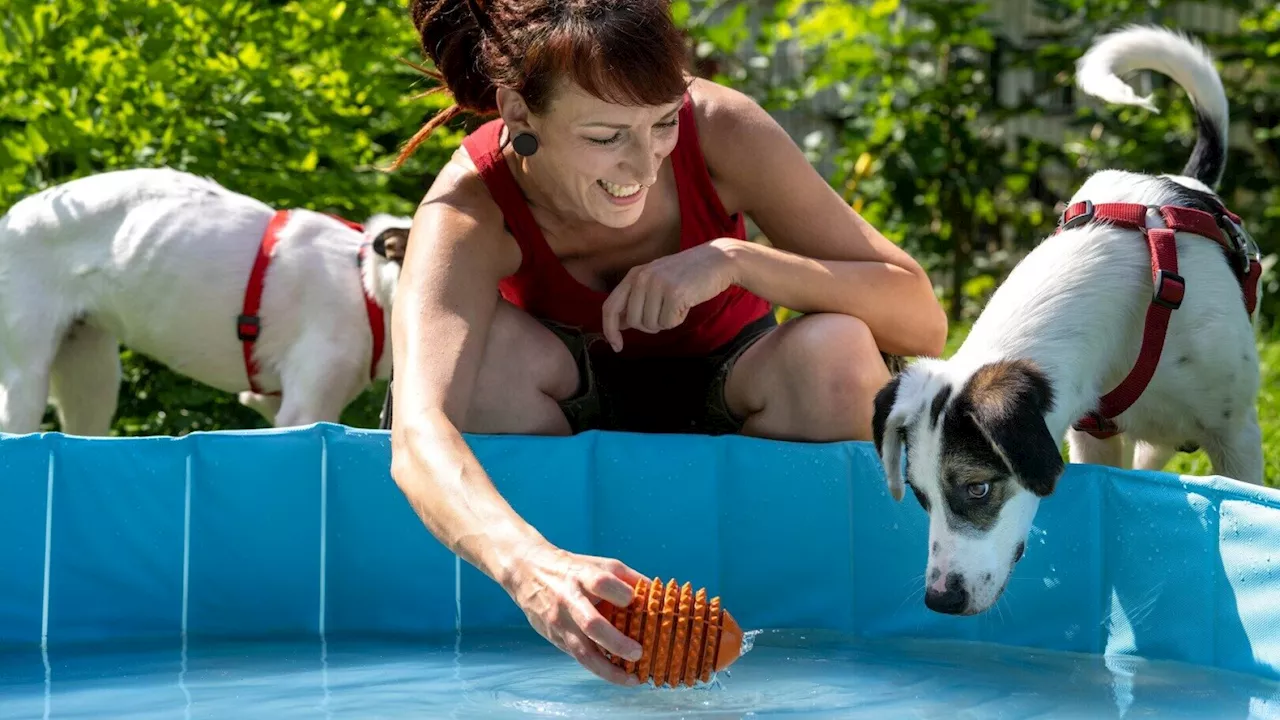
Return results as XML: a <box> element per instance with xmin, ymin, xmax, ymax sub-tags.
<box><xmin>967</xmin><ymin>483</ymin><xmax>991</xmax><ymax>500</ymax></box>
<box><xmin>587</xmin><ymin>133</ymin><xmax>621</xmax><ymax>146</ymax></box>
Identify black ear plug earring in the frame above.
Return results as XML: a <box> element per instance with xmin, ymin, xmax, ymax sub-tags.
<box><xmin>512</xmin><ymin>132</ymin><xmax>539</xmax><ymax>157</ymax></box>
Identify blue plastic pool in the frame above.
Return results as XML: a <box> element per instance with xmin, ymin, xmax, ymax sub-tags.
<box><xmin>2</xmin><ymin>424</ymin><xmax>1280</xmax><ymax>718</ymax></box>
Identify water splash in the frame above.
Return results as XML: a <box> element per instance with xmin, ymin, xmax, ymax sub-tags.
<box><xmin>671</xmin><ymin>628</ymin><xmax>765</xmax><ymax>691</ymax></box>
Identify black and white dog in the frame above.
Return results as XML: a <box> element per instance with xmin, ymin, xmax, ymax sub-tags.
<box><xmin>0</xmin><ymin>168</ymin><xmax>411</xmax><ymax>435</ymax></box>
<box><xmin>872</xmin><ymin>25</ymin><xmax>1264</xmax><ymax>616</ymax></box>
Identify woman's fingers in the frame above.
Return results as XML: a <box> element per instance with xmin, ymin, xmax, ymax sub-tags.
<box><xmin>582</xmin><ymin>567</ymin><xmax>636</xmax><ymax>608</ymax></box>
<box><xmin>577</xmin><ymin>569</ymin><xmax>642</xmax><ymax>660</ymax></box>
<box><xmin>601</xmin><ymin>262</ymin><xmax>701</xmax><ymax>349</ymax></box>
<box><xmin>657</xmin><ymin>295</ymin><xmax>687</xmax><ymax>330</ymax></box>
<box><xmin>625</xmin><ymin>276</ymin><xmax>653</xmax><ymax>333</ymax></box>
<box><xmin>571</xmin><ymin>593</ymin><xmax>642</xmax><ymax>661</ymax></box>
<box><xmin>562</xmin><ymin>628</ymin><xmax>639</xmax><ymax>686</ymax></box>
<box><xmin>595</xmin><ymin>557</ymin><xmax>647</xmax><ymax>589</ymax></box>
<box><xmin>601</xmin><ymin>276</ymin><xmax>633</xmax><ymax>351</ymax></box>
<box><xmin>641</xmin><ymin>278</ymin><xmax>666</xmax><ymax>330</ymax></box>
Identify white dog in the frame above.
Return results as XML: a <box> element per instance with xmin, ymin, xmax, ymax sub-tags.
<box><xmin>0</xmin><ymin>167</ymin><xmax>411</xmax><ymax>436</ymax></box>
<box><xmin>871</xmin><ymin>25</ymin><xmax>1263</xmax><ymax>617</ymax></box>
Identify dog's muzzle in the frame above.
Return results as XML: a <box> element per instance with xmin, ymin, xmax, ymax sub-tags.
<box><xmin>925</xmin><ymin>573</ymin><xmax>969</xmax><ymax>614</ymax></box>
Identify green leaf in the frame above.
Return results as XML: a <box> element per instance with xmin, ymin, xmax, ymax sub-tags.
<box><xmin>870</xmin><ymin>0</ymin><xmax>899</xmax><ymax>18</ymax></box>
<box><xmin>25</xmin><ymin>124</ymin><xmax>49</xmax><ymax>158</ymax></box>
<box><xmin>237</xmin><ymin>42</ymin><xmax>263</xmax><ymax>69</ymax></box>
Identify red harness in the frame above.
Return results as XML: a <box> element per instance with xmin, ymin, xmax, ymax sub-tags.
<box><xmin>1053</xmin><ymin>200</ymin><xmax>1262</xmax><ymax>438</ymax></box>
<box><xmin>237</xmin><ymin>210</ymin><xmax>387</xmax><ymax>396</ymax></box>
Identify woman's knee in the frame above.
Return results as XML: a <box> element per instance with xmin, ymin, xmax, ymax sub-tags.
<box><xmin>733</xmin><ymin>313</ymin><xmax>891</xmax><ymax>441</ymax></box>
<box><xmin>462</xmin><ymin>301</ymin><xmax>581</xmax><ymax>434</ymax></box>
<box><xmin>786</xmin><ymin>315</ymin><xmax>890</xmax><ymax>408</ymax></box>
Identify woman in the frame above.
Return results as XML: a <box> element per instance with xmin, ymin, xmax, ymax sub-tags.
<box><xmin>387</xmin><ymin>0</ymin><xmax>947</xmax><ymax>685</ymax></box>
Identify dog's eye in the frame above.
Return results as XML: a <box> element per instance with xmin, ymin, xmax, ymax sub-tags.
<box><xmin>966</xmin><ymin>482</ymin><xmax>990</xmax><ymax>500</ymax></box>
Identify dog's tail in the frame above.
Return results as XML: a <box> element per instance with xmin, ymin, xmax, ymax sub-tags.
<box><xmin>1075</xmin><ymin>24</ymin><xmax>1229</xmax><ymax>189</ymax></box>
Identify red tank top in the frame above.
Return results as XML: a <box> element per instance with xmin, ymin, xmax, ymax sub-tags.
<box><xmin>461</xmin><ymin>93</ymin><xmax>771</xmax><ymax>358</ymax></box>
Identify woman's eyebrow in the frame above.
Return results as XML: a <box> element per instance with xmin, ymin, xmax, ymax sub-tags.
<box><xmin>579</xmin><ymin>108</ymin><xmax>680</xmax><ymax>130</ymax></box>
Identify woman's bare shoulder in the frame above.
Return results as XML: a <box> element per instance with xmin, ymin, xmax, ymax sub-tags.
<box><xmin>411</xmin><ymin>145</ymin><xmax>522</xmax><ymax>279</ymax></box>
<box><xmin>684</xmin><ymin>78</ymin><xmax>780</xmax><ymax>148</ymax></box>
<box><xmin>682</xmin><ymin>77</ymin><xmax>795</xmax><ymax>214</ymax></box>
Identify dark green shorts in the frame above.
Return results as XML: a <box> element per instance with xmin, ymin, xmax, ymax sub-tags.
<box><xmin>543</xmin><ymin>313</ymin><xmax>779</xmax><ymax>436</ymax></box>
<box><xmin>378</xmin><ymin>312</ymin><xmax>906</xmax><ymax>435</ymax></box>
<box><xmin>375</xmin><ymin>312</ymin><xmax>776</xmax><ymax>435</ymax></box>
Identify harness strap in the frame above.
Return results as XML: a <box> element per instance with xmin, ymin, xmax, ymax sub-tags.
<box><xmin>239</xmin><ymin>210</ymin><xmax>386</xmax><ymax>396</ymax></box>
<box><xmin>238</xmin><ymin>210</ymin><xmax>290</xmax><ymax>396</ymax></box>
<box><xmin>1054</xmin><ymin>200</ymin><xmax>1260</xmax><ymax>439</ymax></box>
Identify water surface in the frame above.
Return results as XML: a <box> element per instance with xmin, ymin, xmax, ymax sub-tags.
<box><xmin>0</xmin><ymin>628</ymin><xmax>1275</xmax><ymax>718</ymax></box>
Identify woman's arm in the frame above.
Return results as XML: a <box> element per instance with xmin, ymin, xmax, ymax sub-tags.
<box><xmin>388</xmin><ymin>161</ymin><xmax>643</xmax><ymax>683</ymax></box>
<box><xmin>388</xmin><ymin>169</ymin><xmax>541</xmax><ymax>586</ymax></box>
<box><xmin>693</xmin><ymin>80</ymin><xmax>948</xmax><ymax>358</ymax></box>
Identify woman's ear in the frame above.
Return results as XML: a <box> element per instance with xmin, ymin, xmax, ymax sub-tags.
<box><xmin>495</xmin><ymin>87</ymin><xmax>534</xmax><ymax>135</ymax></box>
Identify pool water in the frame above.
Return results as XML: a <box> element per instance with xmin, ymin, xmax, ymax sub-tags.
<box><xmin>0</xmin><ymin>628</ymin><xmax>1276</xmax><ymax>719</ymax></box>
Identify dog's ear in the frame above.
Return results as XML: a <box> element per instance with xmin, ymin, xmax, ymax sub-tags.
<box><xmin>373</xmin><ymin>227</ymin><xmax>410</xmax><ymax>263</ymax></box>
<box><xmin>872</xmin><ymin>376</ymin><xmax>906</xmax><ymax>502</ymax></box>
<box><xmin>958</xmin><ymin>359</ymin><xmax>1064</xmax><ymax>497</ymax></box>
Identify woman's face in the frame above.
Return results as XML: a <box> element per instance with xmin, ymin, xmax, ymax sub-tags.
<box><xmin>509</xmin><ymin>80</ymin><xmax>685</xmax><ymax>229</ymax></box>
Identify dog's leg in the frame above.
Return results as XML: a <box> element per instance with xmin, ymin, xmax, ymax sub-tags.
<box><xmin>1130</xmin><ymin>440</ymin><xmax>1177</xmax><ymax>473</ymax></box>
<box><xmin>273</xmin><ymin>385</ymin><xmax>354</xmax><ymax>428</ymax></box>
<box><xmin>0</xmin><ymin>368</ymin><xmax>52</xmax><ymax>435</ymax></box>
<box><xmin>0</xmin><ymin>316</ymin><xmax>66</xmax><ymax>435</ymax></box>
<box><xmin>238</xmin><ymin>391</ymin><xmax>282</xmax><ymax>425</ymax></box>
<box><xmin>270</xmin><ymin>342</ymin><xmax>365</xmax><ymax>428</ymax></box>
<box><xmin>47</xmin><ymin>321</ymin><xmax>121</xmax><ymax>437</ymax></box>
<box><xmin>1066</xmin><ymin>427</ymin><xmax>1126</xmax><ymax>468</ymax></box>
<box><xmin>1204</xmin><ymin>411</ymin><xmax>1265</xmax><ymax>486</ymax></box>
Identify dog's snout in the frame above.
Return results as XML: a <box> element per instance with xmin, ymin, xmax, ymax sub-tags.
<box><xmin>1014</xmin><ymin>541</ymin><xmax>1026</xmax><ymax>563</ymax></box>
<box><xmin>924</xmin><ymin>572</ymin><xmax>968</xmax><ymax>615</ymax></box>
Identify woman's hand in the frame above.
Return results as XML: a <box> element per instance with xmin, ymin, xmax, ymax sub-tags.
<box><xmin>504</xmin><ymin>544</ymin><xmax>647</xmax><ymax>684</ymax></box>
<box><xmin>601</xmin><ymin>240</ymin><xmax>739</xmax><ymax>351</ymax></box>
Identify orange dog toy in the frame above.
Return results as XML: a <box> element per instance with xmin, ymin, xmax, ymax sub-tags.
<box><xmin>597</xmin><ymin>577</ymin><xmax>744</xmax><ymax>688</ymax></box>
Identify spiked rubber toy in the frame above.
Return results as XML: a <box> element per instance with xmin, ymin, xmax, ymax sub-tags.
<box><xmin>597</xmin><ymin>577</ymin><xmax>744</xmax><ymax>688</ymax></box>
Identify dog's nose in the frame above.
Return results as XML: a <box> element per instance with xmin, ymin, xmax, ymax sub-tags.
<box><xmin>924</xmin><ymin>573</ymin><xmax>968</xmax><ymax>615</ymax></box>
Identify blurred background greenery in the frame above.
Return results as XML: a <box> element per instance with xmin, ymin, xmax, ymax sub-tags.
<box><xmin>1</xmin><ymin>0</ymin><xmax>1276</xmax><ymax>477</ymax></box>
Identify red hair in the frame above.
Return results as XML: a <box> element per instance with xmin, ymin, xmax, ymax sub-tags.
<box><xmin>391</xmin><ymin>0</ymin><xmax>691</xmax><ymax>170</ymax></box>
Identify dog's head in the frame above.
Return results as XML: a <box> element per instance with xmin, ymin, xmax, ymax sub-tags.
<box><xmin>360</xmin><ymin>213</ymin><xmax>413</xmax><ymax>310</ymax></box>
<box><xmin>872</xmin><ymin>357</ymin><xmax>1065</xmax><ymax>616</ymax></box>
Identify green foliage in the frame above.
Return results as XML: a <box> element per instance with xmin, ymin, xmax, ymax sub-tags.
<box><xmin>684</xmin><ymin>0</ymin><xmax>1280</xmax><ymax>482</ymax></box>
<box><xmin>1030</xmin><ymin>0</ymin><xmax>1280</xmax><ymax>326</ymax></box>
<box><xmin>0</xmin><ymin>0</ymin><xmax>452</xmax><ymax>211</ymax></box>
<box><xmin>3</xmin><ymin>0</ymin><xmax>1278</xmax><ymax>460</ymax></box>
<box><xmin>1</xmin><ymin>0</ymin><xmax>448</xmax><ymax>435</ymax></box>
<box><xmin>682</xmin><ymin>0</ymin><xmax>1278</xmax><ymax>329</ymax></box>
<box><xmin>685</xmin><ymin>0</ymin><xmax>1067</xmax><ymax>324</ymax></box>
